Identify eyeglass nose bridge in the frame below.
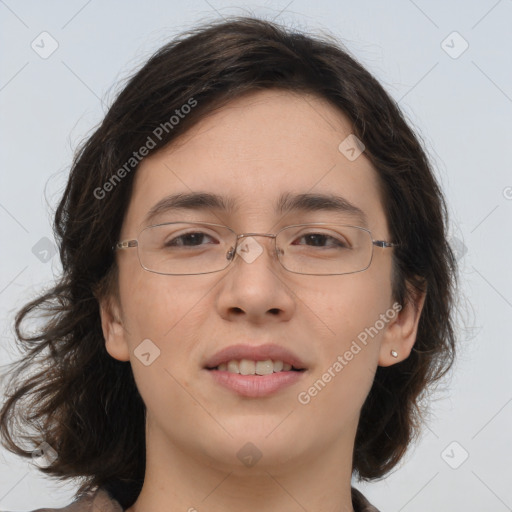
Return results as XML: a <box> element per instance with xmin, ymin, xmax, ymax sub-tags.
<box><xmin>226</xmin><ymin>232</ymin><xmax>282</xmax><ymax>263</ymax></box>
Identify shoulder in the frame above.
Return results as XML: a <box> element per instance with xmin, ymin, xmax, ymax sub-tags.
<box><xmin>352</xmin><ymin>486</ymin><xmax>381</xmax><ymax>512</ymax></box>
<box><xmin>1</xmin><ymin>488</ymin><xmax>124</xmax><ymax>512</ymax></box>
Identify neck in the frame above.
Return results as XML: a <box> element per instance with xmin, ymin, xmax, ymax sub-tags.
<box><xmin>126</xmin><ymin>420</ymin><xmax>356</xmax><ymax>512</ymax></box>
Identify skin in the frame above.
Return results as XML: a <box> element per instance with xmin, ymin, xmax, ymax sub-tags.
<box><xmin>100</xmin><ymin>89</ymin><xmax>425</xmax><ymax>512</ymax></box>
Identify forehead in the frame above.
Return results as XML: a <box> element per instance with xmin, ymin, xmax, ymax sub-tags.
<box><xmin>123</xmin><ymin>89</ymin><xmax>387</xmax><ymax>234</ymax></box>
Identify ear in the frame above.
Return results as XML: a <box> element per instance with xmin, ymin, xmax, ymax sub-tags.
<box><xmin>99</xmin><ymin>295</ymin><xmax>131</xmax><ymax>362</ymax></box>
<box><xmin>378</xmin><ymin>283</ymin><xmax>427</xmax><ymax>367</ymax></box>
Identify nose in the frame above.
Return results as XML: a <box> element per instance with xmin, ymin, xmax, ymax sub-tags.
<box><xmin>215</xmin><ymin>234</ymin><xmax>295</xmax><ymax>323</ymax></box>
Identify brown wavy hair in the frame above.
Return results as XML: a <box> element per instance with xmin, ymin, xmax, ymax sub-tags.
<box><xmin>0</xmin><ymin>16</ymin><xmax>457</xmax><ymax>508</ymax></box>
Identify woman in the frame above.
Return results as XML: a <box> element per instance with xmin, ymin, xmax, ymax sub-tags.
<box><xmin>0</xmin><ymin>16</ymin><xmax>457</xmax><ymax>512</ymax></box>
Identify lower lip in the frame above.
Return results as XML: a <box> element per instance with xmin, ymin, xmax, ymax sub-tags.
<box><xmin>206</xmin><ymin>369</ymin><xmax>305</xmax><ymax>397</ymax></box>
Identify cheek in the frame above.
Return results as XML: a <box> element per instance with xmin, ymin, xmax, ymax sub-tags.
<box><xmin>119</xmin><ymin>265</ymin><xmax>205</xmax><ymax>338</ymax></box>
<box><xmin>117</xmin><ymin>273</ymin><xmax>207</xmax><ymax>410</ymax></box>
<box><xmin>298</xmin><ymin>258</ymin><xmax>393</xmax><ymax>343</ymax></box>
<box><xmin>296</xmin><ymin>274</ymin><xmax>391</xmax><ymax>425</ymax></box>
<box><xmin>303</xmin><ymin>264</ymin><xmax>392</xmax><ymax>386</ymax></box>
<box><xmin>118</xmin><ymin>269</ymin><xmax>217</xmax><ymax>374</ymax></box>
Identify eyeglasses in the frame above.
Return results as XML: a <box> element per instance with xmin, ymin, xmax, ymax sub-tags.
<box><xmin>114</xmin><ymin>221</ymin><xmax>398</xmax><ymax>276</ymax></box>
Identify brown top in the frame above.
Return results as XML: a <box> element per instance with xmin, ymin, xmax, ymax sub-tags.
<box><xmin>7</xmin><ymin>485</ymin><xmax>380</xmax><ymax>512</ymax></box>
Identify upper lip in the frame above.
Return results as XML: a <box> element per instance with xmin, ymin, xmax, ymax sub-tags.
<box><xmin>204</xmin><ymin>343</ymin><xmax>307</xmax><ymax>370</ymax></box>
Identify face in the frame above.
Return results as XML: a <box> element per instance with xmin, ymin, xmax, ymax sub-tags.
<box><xmin>101</xmin><ymin>89</ymin><xmax>422</xmax><ymax>477</ymax></box>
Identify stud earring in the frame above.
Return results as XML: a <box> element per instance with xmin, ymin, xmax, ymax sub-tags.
<box><xmin>390</xmin><ymin>350</ymin><xmax>398</xmax><ymax>358</ymax></box>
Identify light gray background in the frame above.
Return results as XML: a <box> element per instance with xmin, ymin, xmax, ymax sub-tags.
<box><xmin>1</xmin><ymin>1</ymin><xmax>511</xmax><ymax>510</ymax></box>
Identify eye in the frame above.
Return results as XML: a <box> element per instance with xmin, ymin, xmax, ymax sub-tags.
<box><xmin>165</xmin><ymin>231</ymin><xmax>218</xmax><ymax>247</ymax></box>
<box><xmin>292</xmin><ymin>233</ymin><xmax>348</xmax><ymax>248</ymax></box>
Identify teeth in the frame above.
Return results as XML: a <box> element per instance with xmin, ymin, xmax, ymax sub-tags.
<box><xmin>239</xmin><ymin>359</ymin><xmax>256</xmax><ymax>375</ymax></box>
<box><xmin>255</xmin><ymin>360</ymin><xmax>274</xmax><ymax>375</ymax></box>
<box><xmin>227</xmin><ymin>360</ymin><xmax>239</xmax><ymax>373</ymax></box>
<box><xmin>273</xmin><ymin>360</ymin><xmax>283</xmax><ymax>372</ymax></box>
<box><xmin>215</xmin><ymin>359</ymin><xmax>297</xmax><ymax>375</ymax></box>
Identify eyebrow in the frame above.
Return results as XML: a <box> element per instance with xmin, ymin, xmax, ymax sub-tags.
<box><xmin>143</xmin><ymin>191</ymin><xmax>368</xmax><ymax>226</ymax></box>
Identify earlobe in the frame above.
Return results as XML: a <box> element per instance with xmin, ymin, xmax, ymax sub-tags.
<box><xmin>99</xmin><ymin>297</ymin><xmax>131</xmax><ymax>362</ymax></box>
<box><xmin>378</xmin><ymin>285</ymin><xmax>427</xmax><ymax>367</ymax></box>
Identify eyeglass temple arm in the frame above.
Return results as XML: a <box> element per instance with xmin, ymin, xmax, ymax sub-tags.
<box><xmin>114</xmin><ymin>240</ymin><xmax>138</xmax><ymax>251</ymax></box>
<box><xmin>373</xmin><ymin>240</ymin><xmax>399</xmax><ymax>248</ymax></box>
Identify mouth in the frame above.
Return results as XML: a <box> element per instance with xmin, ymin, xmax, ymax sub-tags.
<box><xmin>203</xmin><ymin>343</ymin><xmax>307</xmax><ymax>373</ymax></box>
<box><xmin>206</xmin><ymin>359</ymin><xmax>306</xmax><ymax>375</ymax></box>
<box><xmin>203</xmin><ymin>344</ymin><xmax>307</xmax><ymax>397</ymax></box>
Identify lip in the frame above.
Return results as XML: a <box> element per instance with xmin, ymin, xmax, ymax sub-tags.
<box><xmin>203</xmin><ymin>343</ymin><xmax>307</xmax><ymax>370</ymax></box>
<box><xmin>207</xmin><ymin>370</ymin><xmax>305</xmax><ymax>398</ymax></box>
